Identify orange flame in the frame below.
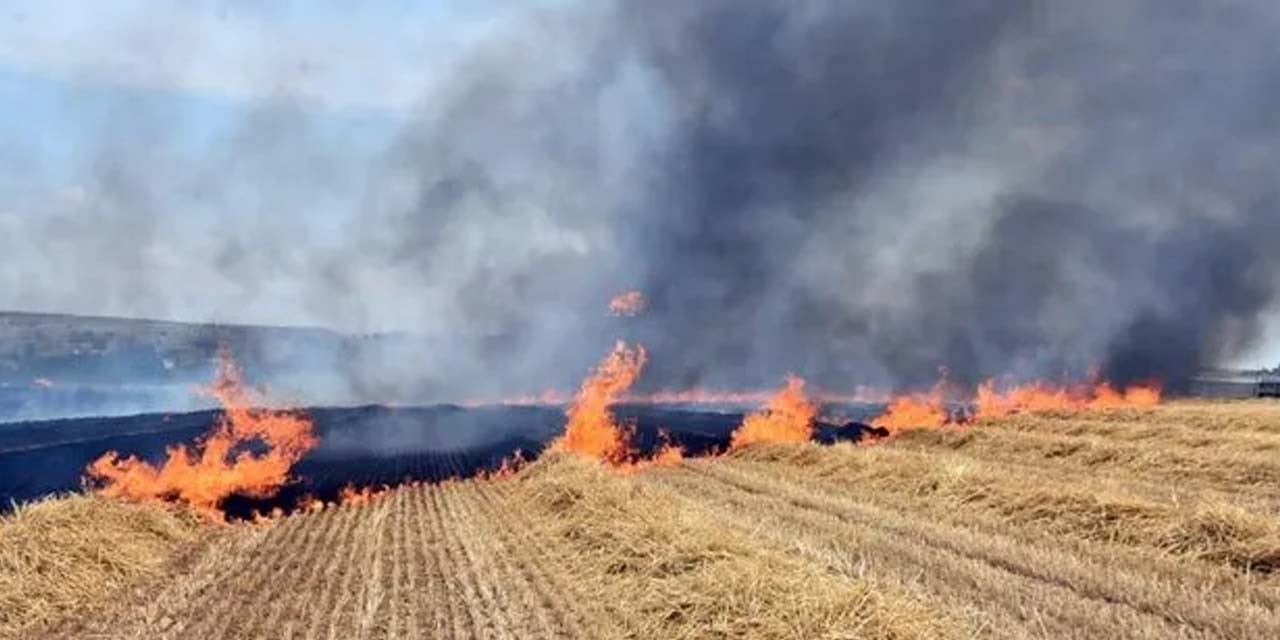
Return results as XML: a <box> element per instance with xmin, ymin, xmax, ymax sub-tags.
<box><xmin>85</xmin><ymin>350</ymin><xmax>317</xmax><ymax>521</ymax></box>
<box><xmin>729</xmin><ymin>375</ymin><xmax>817</xmax><ymax>449</ymax></box>
<box><xmin>871</xmin><ymin>380</ymin><xmax>949</xmax><ymax>432</ymax></box>
<box><xmin>338</xmin><ymin>483</ymin><xmax>390</xmax><ymax>507</ymax></box>
<box><xmin>650</xmin><ymin>441</ymin><xmax>685</xmax><ymax>466</ymax></box>
<box><xmin>609</xmin><ymin>290</ymin><xmax>647</xmax><ymax>316</ymax></box>
<box><xmin>1087</xmin><ymin>382</ymin><xmax>1163</xmax><ymax>409</ymax></box>
<box><xmin>974</xmin><ymin>379</ymin><xmax>1162</xmax><ymax>420</ymax></box>
<box><xmin>619</xmin><ymin>430</ymin><xmax>686</xmax><ymax>474</ymax></box>
<box><xmin>480</xmin><ymin>451</ymin><xmax>529</xmax><ymax>480</ymax></box>
<box><xmin>551</xmin><ymin>341</ymin><xmax>647</xmax><ymax>463</ymax></box>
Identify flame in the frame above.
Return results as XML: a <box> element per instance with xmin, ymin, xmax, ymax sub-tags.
<box><xmin>480</xmin><ymin>451</ymin><xmax>529</xmax><ymax>479</ymax></box>
<box><xmin>551</xmin><ymin>341</ymin><xmax>647</xmax><ymax>463</ymax></box>
<box><xmin>1087</xmin><ymin>382</ymin><xmax>1163</xmax><ymax>409</ymax></box>
<box><xmin>250</xmin><ymin>507</ymin><xmax>286</xmax><ymax>525</ymax></box>
<box><xmin>650</xmin><ymin>441</ymin><xmax>685</xmax><ymax>466</ymax></box>
<box><xmin>609</xmin><ymin>290</ymin><xmax>647</xmax><ymax>316</ymax></box>
<box><xmin>299</xmin><ymin>494</ymin><xmax>327</xmax><ymax>513</ymax></box>
<box><xmin>644</xmin><ymin>429</ymin><xmax>685</xmax><ymax>466</ymax></box>
<box><xmin>338</xmin><ymin>484</ymin><xmax>390</xmax><ymax>507</ymax></box>
<box><xmin>729</xmin><ymin>375</ymin><xmax>817</xmax><ymax>449</ymax></box>
<box><xmin>974</xmin><ymin>379</ymin><xmax>1163</xmax><ymax>420</ymax></box>
<box><xmin>871</xmin><ymin>381</ymin><xmax>949</xmax><ymax>432</ymax></box>
<box><xmin>85</xmin><ymin>349</ymin><xmax>317</xmax><ymax>521</ymax></box>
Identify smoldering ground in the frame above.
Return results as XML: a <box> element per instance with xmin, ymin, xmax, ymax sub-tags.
<box><xmin>2</xmin><ymin>0</ymin><xmax>1279</xmax><ymax>404</ymax></box>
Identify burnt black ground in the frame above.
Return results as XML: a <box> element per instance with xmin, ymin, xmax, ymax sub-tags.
<box><xmin>0</xmin><ymin>402</ymin><xmax>884</xmax><ymax>518</ymax></box>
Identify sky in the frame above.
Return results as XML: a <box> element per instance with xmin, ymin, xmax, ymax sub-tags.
<box><xmin>0</xmin><ymin>1</ymin><xmax>525</xmax><ymax>330</ymax></box>
<box><xmin>0</xmin><ymin>0</ymin><xmax>1278</xmax><ymax>379</ymax></box>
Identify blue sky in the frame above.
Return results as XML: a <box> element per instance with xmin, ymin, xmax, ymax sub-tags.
<box><xmin>0</xmin><ymin>1</ymin><xmax>525</xmax><ymax>112</ymax></box>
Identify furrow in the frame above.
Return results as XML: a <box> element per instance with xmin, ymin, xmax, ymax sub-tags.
<box><xmin>385</xmin><ymin>489</ymin><xmax>407</xmax><ymax>640</ymax></box>
<box><xmin>273</xmin><ymin>507</ymin><xmax>350</xmax><ymax>640</ymax></box>
<box><xmin>300</xmin><ymin>506</ymin><xmax>361</xmax><ymax>640</ymax></box>
<box><xmin>426</xmin><ymin>484</ymin><xmax>478</xmax><ymax>639</ymax></box>
<box><xmin>474</xmin><ymin>481</ymin><xmax>599</xmax><ymax>638</ymax></box>
<box><xmin>353</xmin><ymin>496</ymin><xmax>393</xmax><ymax>640</ymax></box>
<box><xmin>322</xmin><ymin>501</ymin><xmax>386</xmax><ymax>640</ymax></box>
<box><xmin>452</xmin><ymin>480</ymin><xmax>562</xmax><ymax>638</ymax></box>
<box><xmin>180</xmin><ymin>516</ymin><xmax>314</xmax><ymax>640</ymax></box>
<box><xmin>240</xmin><ymin>508</ymin><xmax>350</xmax><ymax>639</ymax></box>
<box><xmin>436</xmin><ymin>481</ymin><xmax>513</xmax><ymax>639</ymax></box>
<box><xmin>397</xmin><ymin>486</ymin><xmax>424</xmax><ymax>639</ymax></box>
<box><xmin>412</xmin><ymin>484</ymin><xmax>451</xmax><ymax>638</ymax></box>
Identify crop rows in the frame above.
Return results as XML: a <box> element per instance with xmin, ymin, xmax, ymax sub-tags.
<box><xmin>36</xmin><ymin>400</ymin><xmax>1280</xmax><ymax>639</ymax></box>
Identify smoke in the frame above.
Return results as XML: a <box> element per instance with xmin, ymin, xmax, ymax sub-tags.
<box><xmin>3</xmin><ymin>0</ymin><xmax>1280</xmax><ymax>401</ymax></box>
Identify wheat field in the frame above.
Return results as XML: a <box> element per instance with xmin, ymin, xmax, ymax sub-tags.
<box><xmin>6</xmin><ymin>400</ymin><xmax>1280</xmax><ymax>639</ymax></box>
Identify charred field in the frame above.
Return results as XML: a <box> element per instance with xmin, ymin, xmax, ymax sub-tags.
<box><xmin>1</xmin><ymin>402</ymin><xmax>882</xmax><ymax>521</ymax></box>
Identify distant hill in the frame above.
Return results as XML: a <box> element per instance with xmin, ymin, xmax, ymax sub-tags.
<box><xmin>0</xmin><ymin>311</ymin><xmax>349</xmax><ymax>385</ymax></box>
<box><xmin>0</xmin><ymin>311</ymin><xmax>386</xmax><ymax>420</ymax></box>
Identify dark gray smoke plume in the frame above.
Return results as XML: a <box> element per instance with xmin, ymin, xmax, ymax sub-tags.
<box><xmin>4</xmin><ymin>0</ymin><xmax>1280</xmax><ymax>400</ymax></box>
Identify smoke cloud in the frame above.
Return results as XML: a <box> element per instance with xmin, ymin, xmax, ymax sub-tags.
<box><xmin>2</xmin><ymin>0</ymin><xmax>1279</xmax><ymax>399</ymax></box>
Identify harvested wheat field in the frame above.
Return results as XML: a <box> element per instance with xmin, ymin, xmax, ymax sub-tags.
<box><xmin>7</xmin><ymin>399</ymin><xmax>1280</xmax><ymax>639</ymax></box>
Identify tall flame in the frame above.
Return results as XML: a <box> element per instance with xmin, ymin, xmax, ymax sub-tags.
<box><xmin>608</xmin><ymin>290</ymin><xmax>647</xmax><ymax>316</ymax></box>
<box><xmin>729</xmin><ymin>375</ymin><xmax>817</xmax><ymax>449</ymax></box>
<box><xmin>551</xmin><ymin>341</ymin><xmax>647</xmax><ymax>463</ymax></box>
<box><xmin>85</xmin><ymin>350</ymin><xmax>317</xmax><ymax>521</ymax></box>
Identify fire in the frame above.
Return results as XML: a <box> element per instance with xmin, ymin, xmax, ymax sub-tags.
<box><xmin>1088</xmin><ymin>382</ymin><xmax>1163</xmax><ymax>409</ymax></box>
<box><xmin>250</xmin><ymin>507</ymin><xmax>286</xmax><ymax>525</ymax></box>
<box><xmin>871</xmin><ymin>381</ymin><xmax>949</xmax><ymax>432</ymax></box>
<box><xmin>650</xmin><ymin>441</ymin><xmax>685</xmax><ymax>466</ymax></box>
<box><xmin>551</xmin><ymin>340</ymin><xmax>647</xmax><ymax>463</ymax></box>
<box><xmin>974</xmin><ymin>379</ymin><xmax>1162</xmax><ymax>420</ymax></box>
<box><xmin>300</xmin><ymin>495</ymin><xmax>326</xmax><ymax>513</ymax></box>
<box><xmin>643</xmin><ymin>429</ymin><xmax>686</xmax><ymax>467</ymax></box>
<box><xmin>608</xmin><ymin>290</ymin><xmax>647</xmax><ymax>316</ymax></box>
<box><xmin>481</xmin><ymin>451</ymin><xmax>530</xmax><ymax>479</ymax></box>
<box><xmin>338</xmin><ymin>484</ymin><xmax>390</xmax><ymax>507</ymax></box>
<box><xmin>85</xmin><ymin>350</ymin><xmax>318</xmax><ymax>521</ymax></box>
<box><xmin>729</xmin><ymin>375</ymin><xmax>817</xmax><ymax>449</ymax></box>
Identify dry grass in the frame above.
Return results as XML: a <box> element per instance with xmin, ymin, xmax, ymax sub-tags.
<box><xmin>511</xmin><ymin>452</ymin><xmax>951</xmax><ymax>639</ymax></box>
<box><xmin>1104</xmin><ymin>401</ymin><xmax>1280</xmax><ymax>436</ymax></box>
<box><xmin>895</xmin><ymin>423</ymin><xmax>1280</xmax><ymax>498</ymax></box>
<box><xmin>647</xmin><ymin>461</ymin><xmax>1280</xmax><ymax>638</ymax></box>
<box><xmin>732</xmin><ymin>442</ymin><xmax>1280</xmax><ymax>576</ymax></box>
<box><xmin>12</xmin><ymin>400</ymin><xmax>1280</xmax><ymax>639</ymax></box>
<box><xmin>0</xmin><ymin>494</ymin><xmax>200</xmax><ymax>640</ymax></box>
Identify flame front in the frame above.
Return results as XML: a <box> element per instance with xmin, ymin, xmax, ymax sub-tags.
<box><xmin>338</xmin><ymin>484</ymin><xmax>390</xmax><ymax>507</ymax></box>
<box><xmin>871</xmin><ymin>382</ymin><xmax>949</xmax><ymax>432</ymax></box>
<box><xmin>85</xmin><ymin>350</ymin><xmax>317</xmax><ymax>521</ymax></box>
<box><xmin>974</xmin><ymin>379</ymin><xmax>1163</xmax><ymax>420</ymax></box>
<box><xmin>729</xmin><ymin>375</ymin><xmax>817</xmax><ymax>449</ymax></box>
<box><xmin>552</xmin><ymin>340</ymin><xmax>647</xmax><ymax>463</ymax></box>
